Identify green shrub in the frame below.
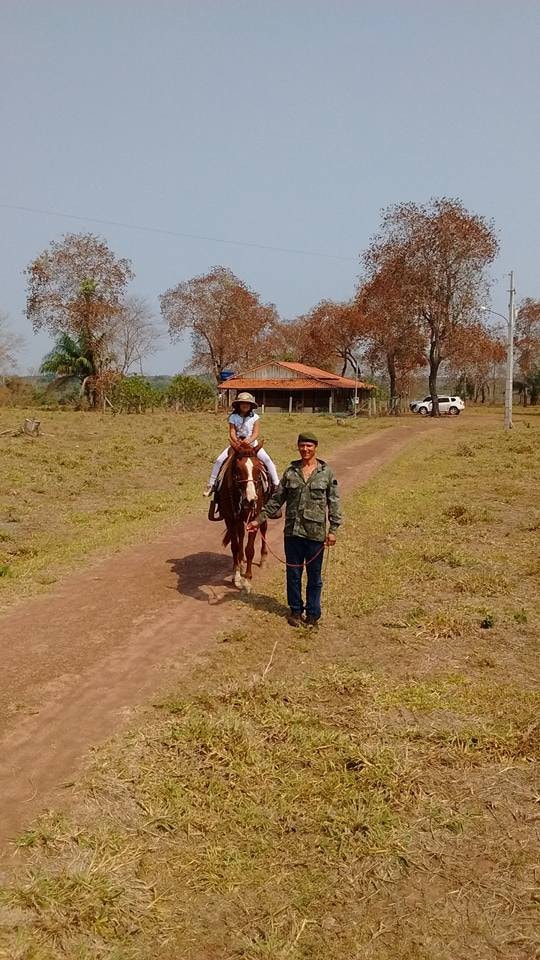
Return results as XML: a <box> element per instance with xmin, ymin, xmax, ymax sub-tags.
<box><xmin>165</xmin><ymin>374</ymin><xmax>215</xmax><ymax>412</ymax></box>
<box><xmin>112</xmin><ymin>376</ymin><xmax>162</xmax><ymax>413</ymax></box>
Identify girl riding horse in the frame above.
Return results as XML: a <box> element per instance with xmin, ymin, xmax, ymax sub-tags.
<box><xmin>219</xmin><ymin>440</ymin><xmax>269</xmax><ymax>589</ymax></box>
<box><xmin>204</xmin><ymin>392</ymin><xmax>280</xmax><ymax>496</ymax></box>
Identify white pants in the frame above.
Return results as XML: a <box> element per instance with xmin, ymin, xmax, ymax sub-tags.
<box><xmin>209</xmin><ymin>447</ymin><xmax>280</xmax><ymax>487</ymax></box>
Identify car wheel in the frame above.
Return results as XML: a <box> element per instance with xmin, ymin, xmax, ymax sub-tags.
<box><xmin>419</xmin><ymin>406</ymin><xmax>428</xmax><ymax>416</ymax></box>
<box><xmin>449</xmin><ymin>406</ymin><xmax>460</xmax><ymax>416</ymax></box>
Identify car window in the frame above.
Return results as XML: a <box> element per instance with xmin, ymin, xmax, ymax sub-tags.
<box><xmin>439</xmin><ymin>397</ymin><xmax>450</xmax><ymax>404</ymax></box>
<box><xmin>423</xmin><ymin>396</ymin><xmax>431</xmax><ymax>402</ymax></box>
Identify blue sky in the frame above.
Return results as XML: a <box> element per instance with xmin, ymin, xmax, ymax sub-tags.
<box><xmin>1</xmin><ymin>0</ymin><xmax>539</xmax><ymax>373</ymax></box>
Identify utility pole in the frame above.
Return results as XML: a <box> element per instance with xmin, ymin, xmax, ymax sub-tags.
<box><xmin>505</xmin><ymin>270</ymin><xmax>515</xmax><ymax>431</ymax></box>
<box><xmin>354</xmin><ymin>356</ymin><xmax>359</xmax><ymax>417</ymax></box>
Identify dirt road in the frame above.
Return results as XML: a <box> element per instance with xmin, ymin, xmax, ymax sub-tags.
<box><xmin>0</xmin><ymin>420</ymin><xmax>436</xmax><ymax>849</ymax></box>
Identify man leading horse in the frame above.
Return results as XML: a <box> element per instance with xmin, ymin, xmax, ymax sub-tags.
<box><xmin>248</xmin><ymin>431</ymin><xmax>341</xmax><ymax>629</ymax></box>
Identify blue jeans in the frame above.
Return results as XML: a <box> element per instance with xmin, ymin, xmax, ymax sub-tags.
<box><xmin>285</xmin><ymin>536</ymin><xmax>325</xmax><ymax>620</ymax></box>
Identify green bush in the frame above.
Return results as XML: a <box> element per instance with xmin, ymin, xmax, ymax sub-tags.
<box><xmin>112</xmin><ymin>376</ymin><xmax>162</xmax><ymax>413</ymax></box>
<box><xmin>165</xmin><ymin>375</ymin><xmax>215</xmax><ymax>411</ymax></box>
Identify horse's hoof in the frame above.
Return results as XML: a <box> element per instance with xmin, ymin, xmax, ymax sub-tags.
<box><xmin>242</xmin><ymin>580</ymin><xmax>252</xmax><ymax>595</ymax></box>
<box><xmin>233</xmin><ymin>572</ymin><xmax>244</xmax><ymax>589</ymax></box>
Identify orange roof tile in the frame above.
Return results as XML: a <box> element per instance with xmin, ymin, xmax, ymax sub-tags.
<box><xmin>277</xmin><ymin>361</ymin><xmax>347</xmax><ymax>381</ymax></box>
<box><xmin>219</xmin><ymin>377</ymin><xmax>373</xmax><ymax>391</ymax></box>
<box><xmin>218</xmin><ymin>360</ymin><xmax>375</xmax><ymax>391</ymax></box>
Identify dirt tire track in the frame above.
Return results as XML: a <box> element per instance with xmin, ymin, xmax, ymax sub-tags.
<box><xmin>0</xmin><ymin>420</ymin><xmax>437</xmax><ymax>849</ymax></box>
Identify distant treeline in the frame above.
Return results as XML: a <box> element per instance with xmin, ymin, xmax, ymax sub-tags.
<box><xmin>0</xmin><ymin>373</ymin><xmax>216</xmax><ymax>413</ymax></box>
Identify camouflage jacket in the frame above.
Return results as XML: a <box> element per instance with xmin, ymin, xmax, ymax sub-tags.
<box><xmin>258</xmin><ymin>459</ymin><xmax>342</xmax><ymax>542</ymax></box>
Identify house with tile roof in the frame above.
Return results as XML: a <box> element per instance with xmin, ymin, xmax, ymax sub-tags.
<box><xmin>218</xmin><ymin>361</ymin><xmax>375</xmax><ymax>414</ymax></box>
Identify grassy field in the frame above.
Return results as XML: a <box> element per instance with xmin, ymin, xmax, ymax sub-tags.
<box><xmin>0</xmin><ymin>407</ymin><xmax>395</xmax><ymax>609</ymax></box>
<box><xmin>0</xmin><ymin>415</ymin><xmax>538</xmax><ymax>959</ymax></box>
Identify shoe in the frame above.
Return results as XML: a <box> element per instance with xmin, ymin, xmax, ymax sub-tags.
<box><xmin>304</xmin><ymin>616</ymin><xmax>319</xmax><ymax>631</ymax></box>
<box><xmin>287</xmin><ymin>612</ymin><xmax>303</xmax><ymax>628</ymax></box>
<box><xmin>203</xmin><ymin>485</ymin><xmax>214</xmax><ymax>498</ymax></box>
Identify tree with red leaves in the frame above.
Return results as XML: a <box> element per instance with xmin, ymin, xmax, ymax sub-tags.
<box><xmin>357</xmin><ymin>260</ymin><xmax>426</xmax><ymax>409</ymax></box>
<box><xmin>365</xmin><ymin>198</ymin><xmax>499</xmax><ymax>415</ymax></box>
<box><xmin>446</xmin><ymin>321</ymin><xmax>506</xmax><ymax>403</ymax></box>
<box><xmin>515</xmin><ymin>298</ymin><xmax>540</xmax><ymax>404</ymax></box>
<box><xmin>271</xmin><ymin>300</ymin><xmax>366</xmax><ymax>375</ymax></box>
<box><xmin>160</xmin><ymin>266</ymin><xmax>278</xmax><ymax>384</ymax></box>
<box><xmin>25</xmin><ymin>233</ymin><xmax>134</xmax><ymax>407</ymax></box>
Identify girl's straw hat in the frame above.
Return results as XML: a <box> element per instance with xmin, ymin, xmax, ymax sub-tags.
<box><xmin>232</xmin><ymin>392</ymin><xmax>258</xmax><ymax>409</ymax></box>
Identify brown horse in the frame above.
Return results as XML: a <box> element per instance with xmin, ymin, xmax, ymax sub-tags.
<box><xmin>217</xmin><ymin>442</ymin><xmax>269</xmax><ymax>591</ymax></box>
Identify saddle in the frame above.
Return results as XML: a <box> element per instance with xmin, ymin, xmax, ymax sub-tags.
<box><xmin>207</xmin><ymin>458</ymin><xmax>232</xmax><ymax>521</ymax></box>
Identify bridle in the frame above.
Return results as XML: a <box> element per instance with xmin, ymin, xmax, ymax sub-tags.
<box><xmin>233</xmin><ymin>454</ymin><xmax>265</xmax><ymax>511</ymax></box>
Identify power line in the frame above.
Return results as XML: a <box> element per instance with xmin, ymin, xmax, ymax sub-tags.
<box><xmin>0</xmin><ymin>202</ymin><xmax>357</xmax><ymax>263</ymax></box>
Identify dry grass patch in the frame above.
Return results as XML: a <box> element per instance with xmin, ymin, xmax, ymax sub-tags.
<box><xmin>0</xmin><ymin>416</ymin><xmax>538</xmax><ymax>959</ymax></box>
<box><xmin>0</xmin><ymin>408</ymin><xmax>391</xmax><ymax>609</ymax></box>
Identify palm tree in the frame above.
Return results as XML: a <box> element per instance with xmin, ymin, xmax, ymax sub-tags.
<box><xmin>40</xmin><ymin>333</ymin><xmax>96</xmax><ymax>400</ymax></box>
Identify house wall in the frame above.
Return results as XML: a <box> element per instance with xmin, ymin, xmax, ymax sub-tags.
<box><xmin>221</xmin><ymin>385</ymin><xmax>373</xmax><ymax>413</ymax></box>
<box><xmin>256</xmin><ymin>388</ymin><xmax>361</xmax><ymax>414</ymax></box>
<box><xmin>248</xmin><ymin>364</ymin><xmax>300</xmax><ymax>381</ymax></box>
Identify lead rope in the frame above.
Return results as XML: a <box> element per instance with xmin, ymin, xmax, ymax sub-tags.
<box><xmin>258</xmin><ymin>529</ymin><xmax>327</xmax><ymax>568</ymax></box>
<box><xmin>245</xmin><ymin>501</ymin><xmax>327</xmax><ymax>569</ymax></box>
<box><xmin>260</xmin><ymin>523</ymin><xmax>334</xmax><ymax>611</ymax></box>
<box><xmin>322</xmin><ymin>539</ymin><xmax>333</xmax><ymax>610</ymax></box>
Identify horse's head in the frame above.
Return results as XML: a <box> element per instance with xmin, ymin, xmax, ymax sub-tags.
<box><xmin>234</xmin><ymin>449</ymin><xmax>264</xmax><ymax>509</ymax></box>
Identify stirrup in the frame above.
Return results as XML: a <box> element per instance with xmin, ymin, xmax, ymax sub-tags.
<box><xmin>208</xmin><ymin>499</ymin><xmax>222</xmax><ymax>522</ymax></box>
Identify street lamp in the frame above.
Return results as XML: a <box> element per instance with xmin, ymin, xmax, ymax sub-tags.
<box><xmin>480</xmin><ymin>270</ymin><xmax>515</xmax><ymax>431</ymax></box>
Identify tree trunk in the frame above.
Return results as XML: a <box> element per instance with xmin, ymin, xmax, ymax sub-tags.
<box><xmin>387</xmin><ymin>352</ymin><xmax>399</xmax><ymax>415</ymax></box>
<box><xmin>428</xmin><ymin>339</ymin><xmax>441</xmax><ymax>417</ymax></box>
<box><xmin>23</xmin><ymin>418</ymin><xmax>41</xmax><ymax>436</ymax></box>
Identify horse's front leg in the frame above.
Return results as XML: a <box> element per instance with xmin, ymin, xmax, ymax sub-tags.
<box><xmin>233</xmin><ymin>522</ymin><xmax>246</xmax><ymax>589</ymax></box>
<box><xmin>259</xmin><ymin>519</ymin><xmax>268</xmax><ymax>567</ymax></box>
<box><xmin>244</xmin><ymin>528</ymin><xmax>257</xmax><ymax>590</ymax></box>
<box><xmin>229</xmin><ymin>525</ymin><xmax>242</xmax><ymax>588</ymax></box>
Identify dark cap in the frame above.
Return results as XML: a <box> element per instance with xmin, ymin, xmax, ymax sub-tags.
<box><xmin>297</xmin><ymin>432</ymin><xmax>319</xmax><ymax>445</ymax></box>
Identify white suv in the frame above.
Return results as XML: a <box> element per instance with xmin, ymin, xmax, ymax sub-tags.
<box><xmin>410</xmin><ymin>395</ymin><xmax>465</xmax><ymax>416</ymax></box>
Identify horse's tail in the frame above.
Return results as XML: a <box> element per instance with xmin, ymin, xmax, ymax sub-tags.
<box><xmin>222</xmin><ymin>529</ymin><xmax>231</xmax><ymax>548</ymax></box>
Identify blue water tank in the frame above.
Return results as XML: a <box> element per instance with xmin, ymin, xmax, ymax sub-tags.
<box><xmin>219</xmin><ymin>369</ymin><xmax>236</xmax><ymax>382</ymax></box>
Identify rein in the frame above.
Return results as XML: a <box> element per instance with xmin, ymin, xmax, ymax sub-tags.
<box><xmin>244</xmin><ymin>501</ymin><xmax>328</xmax><ymax>569</ymax></box>
<box><xmin>258</xmin><ymin>529</ymin><xmax>327</xmax><ymax>568</ymax></box>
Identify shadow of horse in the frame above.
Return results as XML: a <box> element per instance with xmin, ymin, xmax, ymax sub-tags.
<box><xmin>166</xmin><ymin>552</ymin><xmax>289</xmax><ymax>619</ymax></box>
<box><xmin>166</xmin><ymin>552</ymin><xmax>232</xmax><ymax>602</ymax></box>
